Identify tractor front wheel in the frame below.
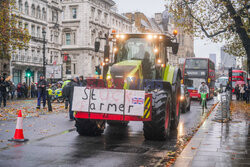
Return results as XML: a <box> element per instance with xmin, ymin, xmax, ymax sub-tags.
<box><xmin>143</xmin><ymin>90</ymin><xmax>171</xmax><ymax>141</ymax></box>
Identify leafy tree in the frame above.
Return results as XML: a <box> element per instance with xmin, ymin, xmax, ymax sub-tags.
<box><xmin>0</xmin><ymin>0</ymin><xmax>30</xmax><ymax>59</ymax></box>
<box><xmin>169</xmin><ymin>0</ymin><xmax>250</xmax><ymax>73</ymax></box>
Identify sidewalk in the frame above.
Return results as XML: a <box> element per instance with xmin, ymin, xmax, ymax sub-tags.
<box><xmin>173</xmin><ymin>100</ymin><xmax>250</xmax><ymax>167</ymax></box>
<box><xmin>0</xmin><ymin>99</ymin><xmax>67</xmax><ymax>121</ymax></box>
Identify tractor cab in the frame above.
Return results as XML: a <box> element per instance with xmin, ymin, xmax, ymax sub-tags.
<box><xmin>95</xmin><ymin>33</ymin><xmax>179</xmax><ymax>90</ymax></box>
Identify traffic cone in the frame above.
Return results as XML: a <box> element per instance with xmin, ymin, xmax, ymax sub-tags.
<box><xmin>9</xmin><ymin>110</ymin><xmax>28</xmax><ymax>142</ymax></box>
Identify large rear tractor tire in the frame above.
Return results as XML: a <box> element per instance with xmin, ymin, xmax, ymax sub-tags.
<box><xmin>107</xmin><ymin>120</ymin><xmax>129</xmax><ymax>127</ymax></box>
<box><xmin>143</xmin><ymin>90</ymin><xmax>172</xmax><ymax>141</ymax></box>
<box><xmin>75</xmin><ymin>119</ymin><xmax>105</xmax><ymax>136</ymax></box>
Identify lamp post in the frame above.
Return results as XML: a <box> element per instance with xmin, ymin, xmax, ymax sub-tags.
<box><xmin>42</xmin><ymin>29</ymin><xmax>46</xmax><ymax>78</ymax></box>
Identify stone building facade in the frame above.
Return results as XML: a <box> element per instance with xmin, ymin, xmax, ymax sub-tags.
<box><xmin>10</xmin><ymin>0</ymin><xmax>62</xmax><ymax>85</ymax></box>
<box><xmin>61</xmin><ymin>0</ymin><xmax>133</xmax><ymax>78</ymax></box>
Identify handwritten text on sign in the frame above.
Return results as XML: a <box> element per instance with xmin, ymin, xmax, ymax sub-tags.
<box><xmin>72</xmin><ymin>87</ymin><xmax>145</xmax><ymax>116</ymax></box>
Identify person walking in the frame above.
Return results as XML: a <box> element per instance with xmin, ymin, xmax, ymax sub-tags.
<box><xmin>68</xmin><ymin>77</ymin><xmax>79</xmax><ymax>121</ymax></box>
<box><xmin>0</xmin><ymin>76</ymin><xmax>9</xmax><ymax>107</ymax></box>
<box><xmin>235</xmin><ymin>84</ymin><xmax>240</xmax><ymax>100</ymax></box>
<box><xmin>31</xmin><ymin>82</ymin><xmax>36</xmax><ymax>98</ymax></box>
<box><xmin>36</xmin><ymin>75</ymin><xmax>47</xmax><ymax>109</ymax></box>
<box><xmin>22</xmin><ymin>82</ymin><xmax>28</xmax><ymax>98</ymax></box>
<box><xmin>245</xmin><ymin>83</ymin><xmax>250</xmax><ymax>103</ymax></box>
<box><xmin>239</xmin><ymin>84</ymin><xmax>245</xmax><ymax>100</ymax></box>
<box><xmin>17</xmin><ymin>82</ymin><xmax>22</xmax><ymax>98</ymax></box>
<box><xmin>9</xmin><ymin>82</ymin><xmax>16</xmax><ymax>100</ymax></box>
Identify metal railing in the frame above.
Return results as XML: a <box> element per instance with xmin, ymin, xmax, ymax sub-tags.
<box><xmin>220</xmin><ymin>91</ymin><xmax>231</xmax><ymax>121</ymax></box>
<box><xmin>11</xmin><ymin>54</ymin><xmax>43</xmax><ymax>64</ymax></box>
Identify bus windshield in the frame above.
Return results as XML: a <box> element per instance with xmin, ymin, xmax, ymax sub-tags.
<box><xmin>185</xmin><ymin>59</ymin><xmax>208</xmax><ymax>69</ymax></box>
<box><xmin>116</xmin><ymin>38</ymin><xmax>156</xmax><ymax>63</ymax></box>
<box><xmin>185</xmin><ymin>78</ymin><xmax>206</xmax><ymax>90</ymax></box>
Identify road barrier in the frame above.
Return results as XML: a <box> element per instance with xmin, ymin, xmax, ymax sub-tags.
<box><xmin>220</xmin><ymin>91</ymin><xmax>231</xmax><ymax>121</ymax></box>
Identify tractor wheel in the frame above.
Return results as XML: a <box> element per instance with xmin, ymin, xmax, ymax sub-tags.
<box><xmin>171</xmin><ymin>83</ymin><xmax>181</xmax><ymax>130</ymax></box>
<box><xmin>143</xmin><ymin>90</ymin><xmax>171</xmax><ymax>141</ymax></box>
<box><xmin>75</xmin><ymin>118</ymin><xmax>105</xmax><ymax>136</ymax></box>
<box><xmin>107</xmin><ymin>120</ymin><xmax>129</xmax><ymax>127</ymax></box>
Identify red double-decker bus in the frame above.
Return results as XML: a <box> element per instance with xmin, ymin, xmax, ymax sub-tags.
<box><xmin>183</xmin><ymin>58</ymin><xmax>215</xmax><ymax>99</ymax></box>
<box><xmin>232</xmin><ymin>69</ymin><xmax>248</xmax><ymax>88</ymax></box>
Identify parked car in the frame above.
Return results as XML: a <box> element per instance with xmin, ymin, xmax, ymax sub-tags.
<box><xmin>180</xmin><ymin>84</ymin><xmax>191</xmax><ymax>113</ymax></box>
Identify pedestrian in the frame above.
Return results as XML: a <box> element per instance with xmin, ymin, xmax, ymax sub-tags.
<box><xmin>68</xmin><ymin>77</ymin><xmax>79</xmax><ymax>121</ymax></box>
<box><xmin>245</xmin><ymin>83</ymin><xmax>250</xmax><ymax>103</ymax></box>
<box><xmin>22</xmin><ymin>82</ymin><xmax>28</xmax><ymax>98</ymax></box>
<box><xmin>62</xmin><ymin>79</ymin><xmax>71</xmax><ymax>109</ymax></box>
<box><xmin>17</xmin><ymin>82</ymin><xmax>22</xmax><ymax>98</ymax></box>
<box><xmin>79</xmin><ymin>76</ymin><xmax>87</xmax><ymax>87</ymax></box>
<box><xmin>9</xmin><ymin>82</ymin><xmax>16</xmax><ymax>100</ymax></box>
<box><xmin>239</xmin><ymin>84</ymin><xmax>245</xmax><ymax>100</ymax></box>
<box><xmin>31</xmin><ymin>82</ymin><xmax>36</xmax><ymax>98</ymax></box>
<box><xmin>36</xmin><ymin>75</ymin><xmax>47</xmax><ymax>109</ymax></box>
<box><xmin>235</xmin><ymin>84</ymin><xmax>240</xmax><ymax>100</ymax></box>
<box><xmin>0</xmin><ymin>76</ymin><xmax>9</xmax><ymax>107</ymax></box>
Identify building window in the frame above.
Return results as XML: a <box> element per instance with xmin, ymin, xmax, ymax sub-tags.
<box><xmin>31</xmin><ymin>4</ymin><xmax>35</xmax><ymax>16</ymax></box>
<box><xmin>72</xmin><ymin>8</ymin><xmax>77</xmax><ymax>19</ymax></box>
<box><xmin>42</xmin><ymin>8</ymin><xmax>46</xmax><ymax>20</ymax></box>
<box><xmin>50</xmin><ymin>30</ymin><xmax>53</xmax><ymax>42</ymax></box>
<box><xmin>37</xmin><ymin>27</ymin><xmax>40</xmax><ymax>37</ymax></box>
<box><xmin>66</xmin><ymin>56</ymin><xmax>71</xmax><ymax>74</ymax></box>
<box><xmin>31</xmin><ymin>25</ymin><xmax>35</xmax><ymax>36</ymax></box>
<box><xmin>18</xmin><ymin>22</ymin><xmax>22</xmax><ymax>28</ymax></box>
<box><xmin>54</xmin><ymin>31</ymin><xmax>59</xmax><ymax>43</ymax></box>
<box><xmin>37</xmin><ymin>6</ymin><xmax>41</xmax><ymax>19</ymax></box>
<box><xmin>62</xmin><ymin>7</ymin><xmax>65</xmax><ymax>19</ymax></box>
<box><xmin>52</xmin><ymin>10</ymin><xmax>58</xmax><ymax>22</ymax></box>
<box><xmin>18</xmin><ymin>0</ymin><xmax>22</xmax><ymax>12</ymax></box>
<box><xmin>66</xmin><ymin>33</ymin><xmax>70</xmax><ymax>45</ymax></box>
<box><xmin>24</xmin><ymin>1</ymin><xmax>28</xmax><ymax>15</ymax></box>
<box><xmin>104</xmin><ymin>13</ymin><xmax>108</xmax><ymax>24</ymax></box>
<box><xmin>24</xmin><ymin>23</ymin><xmax>28</xmax><ymax>31</ymax></box>
<box><xmin>73</xmin><ymin>32</ymin><xmax>76</xmax><ymax>45</ymax></box>
<box><xmin>91</xmin><ymin>7</ymin><xmax>95</xmax><ymax>19</ymax></box>
<box><xmin>97</xmin><ymin>10</ymin><xmax>101</xmax><ymax>21</ymax></box>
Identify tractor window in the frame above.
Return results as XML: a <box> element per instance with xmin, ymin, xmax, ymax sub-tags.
<box><xmin>116</xmin><ymin>38</ymin><xmax>156</xmax><ymax>64</ymax></box>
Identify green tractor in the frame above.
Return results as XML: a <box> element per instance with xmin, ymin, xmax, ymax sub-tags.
<box><xmin>73</xmin><ymin>33</ymin><xmax>181</xmax><ymax>141</ymax></box>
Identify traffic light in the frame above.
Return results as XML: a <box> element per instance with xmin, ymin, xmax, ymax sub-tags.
<box><xmin>228</xmin><ymin>67</ymin><xmax>232</xmax><ymax>81</ymax></box>
<box><xmin>95</xmin><ymin>65</ymin><xmax>101</xmax><ymax>75</ymax></box>
<box><xmin>25</xmin><ymin>68</ymin><xmax>32</xmax><ymax>77</ymax></box>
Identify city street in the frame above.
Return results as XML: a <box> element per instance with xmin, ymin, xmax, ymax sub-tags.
<box><xmin>0</xmin><ymin>99</ymin><xmax>216</xmax><ymax>167</ymax></box>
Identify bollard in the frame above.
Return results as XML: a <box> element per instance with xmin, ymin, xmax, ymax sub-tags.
<box><xmin>46</xmin><ymin>90</ymin><xmax>53</xmax><ymax>112</ymax></box>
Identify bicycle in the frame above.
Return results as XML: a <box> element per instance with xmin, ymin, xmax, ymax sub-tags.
<box><xmin>200</xmin><ymin>93</ymin><xmax>207</xmax><ymax>115</ymax></box>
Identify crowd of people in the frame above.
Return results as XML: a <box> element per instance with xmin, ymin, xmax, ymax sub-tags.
<box><xmin>234</xmin><ymin>83</ymin><xmax>250</xmax><ymax>103</ymax></box>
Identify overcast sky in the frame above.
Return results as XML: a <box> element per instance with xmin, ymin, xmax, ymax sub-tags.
<box><xmin>114</xmin><ymin>0</ymin><xmax>223</xmax><ymax>65</ymax></box>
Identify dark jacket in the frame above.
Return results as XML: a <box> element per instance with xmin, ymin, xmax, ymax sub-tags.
<box><xmin>68</xmin><ymin>81</ymin><xmax>79</xmax><ymax>102</ymax></box>
<box><xmin>37</xmin><ymin>79</ymin><xmax>47</xmax><ymax>92</ymax></box>
<box><xmin>0</xmin><ymin>80</ymin><xmax>8</xmax><ymax>93</ymax></box>
<box><xmin>79</xmin><ymin>79</ymin><xmax>87</xmax><ymax>87</ymax></box>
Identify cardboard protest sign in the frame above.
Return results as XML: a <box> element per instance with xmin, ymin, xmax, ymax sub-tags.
<box><xmin>72</xmin><ymin>87</ymin><xmax>145</xmax><ymax>116</ymax></box>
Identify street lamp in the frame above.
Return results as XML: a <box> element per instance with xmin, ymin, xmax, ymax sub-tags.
<box><xmin>42</xmin><ymin>28</ymin><xmax>46</xmax><ymax>78</ymax></box>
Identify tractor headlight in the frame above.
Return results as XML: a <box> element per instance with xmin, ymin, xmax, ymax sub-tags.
<box><xmin>180</xmin><ymin>95</ymin><xmax>185</xmax><ymax>101</ymax></box>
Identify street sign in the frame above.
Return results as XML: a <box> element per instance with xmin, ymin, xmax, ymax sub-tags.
<box><xmin>72</xmin><ymin>87</ymin><xmax>145</xmax><ymax>116</ymax></box>
<box><xmin>46</xmin><ymin>65</ymin><xmax>62</xmax><ymax>79</ymax></box>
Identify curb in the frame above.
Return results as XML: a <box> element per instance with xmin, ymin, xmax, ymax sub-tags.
<box><xmin>171</xmin><ymin>101</ymin><xmax>219</xmax><ymax>167</ymax></box>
